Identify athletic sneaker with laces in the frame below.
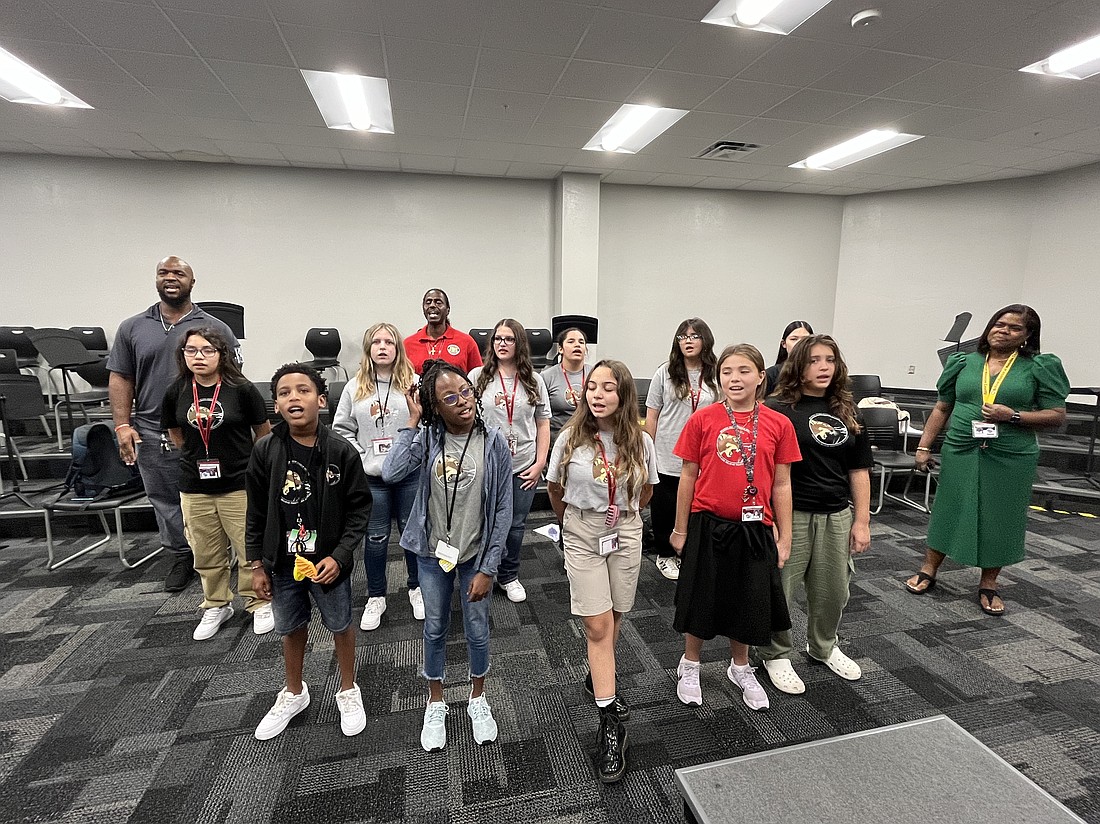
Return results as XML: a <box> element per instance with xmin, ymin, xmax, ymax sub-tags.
<box><xmin>501</xmin><ymin>579</ymin><xmax>527</xmax><ymax>603</ymax></box>
<box><xmin>408</xmin><ymin>587</ymin><xmax>425</xmax><ymax>621</ymax></box>
<box><xmin>811</xmin><ymin>645</ymin><xmax>862</xmax><ymax>681</ymax></box>
<box><xmin>762</xmin><ymin>658</ymin><xmax>806</xmax><ymax>695</ymax></box>
<box><xmin>252</xmin><ymin>603</ymin><xmax>275</xmax><ymax>635</ymax></box>
<box><xmin>360</xmin><ymin>596</ymin><xmax>387</xmax><ymax>631</ymax></box>
<box><xmin>193</xmin><ymin>604</ymin><xmax>234</xmax><ymax>641</ymax></box>
<box><xmin>727</xmin><ymin>662</ymin><xmax>769</xmax><ymax>711</ymax></box>
<box><xmin>255</xmin><ymin>684</ymin><xmax>311</xmax><ymax>740</ymax></box>
<box><xmin>421</xmin><ymin>701</ymin><xmax>449</xmax><ymax>752</ymax></box>
<box><xmin>335</xmin><ymin>684</ymin><xmax>366</xmax><ymax>736</ymax></box>
<box><xmin>676</xmin><ymin>655</ymin><xmax>702</xmax><ymax>705</ymax></box>
<box><xmin>655</xmin><ymin>556</ymin><xmax>680</xmax><ymax>580</ymax></box>
<box><xmin>466</xmin><ymin>695</ymin><xmax>499</xmax><ymax>744</ymax></box>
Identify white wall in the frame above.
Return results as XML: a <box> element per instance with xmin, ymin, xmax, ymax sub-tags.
<box><xmin>0</xmin><ymin>154</ymin><xmax>554</xmax><ymax>382</ymax></box>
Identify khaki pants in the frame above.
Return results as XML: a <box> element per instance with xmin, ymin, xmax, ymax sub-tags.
<box><xmin>180</xmin><ymin>490</ymin><xmax>265</xmax><ymax>612</ymax></box>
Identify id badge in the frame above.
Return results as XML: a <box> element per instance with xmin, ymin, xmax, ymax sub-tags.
<box><xmin>971</xmin><ymin>420</ymin><xmax>999</xmax><ymax>439</ymax></box>
<box><xmin>741</xmin><ymin>505</ymin><xmax>764</xmax><ymax>523</ymax></box>
<box><xmin>605</xmin><ymin>504</ymin><xmax>620</xmax><ymax>529</ymax></box>
<box><xmin>435</xmin><ymin>539</ymin><xmax>459</xmax><ymax>572</ymax></box>
<box><xmin>286</xmin><ymin>529</ymin><xmax>317</xmax><ymax>554</ymax></box>
<box><xmin>506</xmin><ymin>430</ymin><xmax>518</xmax><ymax>456</ymax></box>
<box><xmin>197</xmin><ymin>459</ymin><xmax>222</xmax><ymax>480</ymax></box>
<box><xmin>371</xmin><ymin>437</ymin><xmax>394</xmax><ymax>456</ymax></box>
<box><xmin>598</xmin><ymin>532</ymin><xmax>620</xmax><ymax>556</ymax></box>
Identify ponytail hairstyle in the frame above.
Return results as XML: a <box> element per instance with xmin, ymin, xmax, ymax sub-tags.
<box><xmin>475</xmin><ymin>318</ymin><xmax>540</xmax><ymax>406</ymax></box>
<box><xmin>773</xmin><ymin>334</ymin><xmax>861</xmax><ymax>433</ymax></box>
<box><xmin>176</xmin><ymin>327</ymin><xmax>246</xmax><ymax>386</ymax></box>
<box><xmin>418</xmin><ymin>360</ymin><xmax>487</xmax><ymax>436</ymax></box>
<box><xmin>667</xmin><ymin>317</ymin><xmax>718</xmax><ymax>400</ymax></box>
<box><xmin>717</xmin><ymin>343</ymin><xmax>768</xmax><ymax>401</ymax></box>
<box><xmin>774</xmin><ymin>320</ymin><xmax>814</xmax><ymax>365</ymax></box>
<box><xmin>353</xmin><ymin>322</ymin><xmax>417</xmax><ymax>401</ymax></box>
<box><xmin>558</xmin><ymin>359</ymin><xmax>649</xmax><ymax>504</ymax></box>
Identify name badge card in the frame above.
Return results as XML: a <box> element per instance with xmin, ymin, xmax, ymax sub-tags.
<box><xmin>741</xmin><ymin>505</ymin><xmax>764</xmax><ymax>523</ymax></box>
<box><xmin>598</xmin><ymin>532</ymin><xmax>620</xmax><ymax>556</ymax></box>
<box><xmin>435</xmin><ymin>539</ymin><xmax>459</xmax><ymax>572</ymax></box>
<box><xmin>286</xmin><ymin>530</ymin><xmax>317</xmax><ymax>554</ymax></box>
<box><xmin>197</xmin><ymin>459</ymin><xmax>222</xmax><ymax>479</ymax></box>
<box><xmin>371</xmin><ymin>437</ymin><xmax>394</xmax><ymax>456</ymax></box>
<box><xmin>972</xmin><ymin>421</ymin><xmax>999</xmax><ymax>439</ymax></box>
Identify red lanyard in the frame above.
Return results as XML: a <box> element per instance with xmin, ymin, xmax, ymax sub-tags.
<box><xmin>595</xmin><ymin>434</ymin><xmax>617</xmax><ymax>509</ymax></box>
<box><xmin>689</xmin><ymin>378</ymin><xmax>702</xmax><ymax>413</ymax></box>
<box><xmin>191</xmin><ymin>378</ymin><xmax>222</xmax><ymax>457</ymax></box>
<box><xmin>562</xmin><ymin>366</ymin><xmax>586</xmax><ymax>405</ymax></box>
<box><xmin>498</xmin><ymin>372</ymin><xmax>517</xmax><ymax>426</ymax></box>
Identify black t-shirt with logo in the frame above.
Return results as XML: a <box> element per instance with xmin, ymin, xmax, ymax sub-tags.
<box><xmin>766</xmin><ymin>396</ymin><xmax>873</xmax><ymax>514</ymax></box>
<box><xmin>161</xmin><ymin>378</ymin><xmax>268</xmax><ymax>494</ymax></box>
<box><xmin>276</xmin><ymin>438</ymin><xmax>324</xmax><ymax>573</ymax></box>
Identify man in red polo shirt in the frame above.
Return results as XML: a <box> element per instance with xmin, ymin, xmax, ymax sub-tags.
<box><xmin>404</xmin><ymin>288</ymin><xmax>484</xmax><ymax>375</ymax></box>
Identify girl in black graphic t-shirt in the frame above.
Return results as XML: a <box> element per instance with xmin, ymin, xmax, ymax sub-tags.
<box><xmin>162</xmin><ymin>327</ymin><xmax>271</xmax><ymax>641</ymax></box>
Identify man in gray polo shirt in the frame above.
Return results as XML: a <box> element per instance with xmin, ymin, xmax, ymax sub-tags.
<box><xmin>107</xmin><ymin>255</ymin><xmax>241</xmax><ymax>592</ymax></box>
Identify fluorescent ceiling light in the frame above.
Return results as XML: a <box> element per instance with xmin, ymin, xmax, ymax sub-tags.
<box><xmin>702</xmin><ymin>0</ymin><xmax>834</xmax><ymax>35</ymax></box>
<box><xmin>789</xmin><ymin>129</ymin><xmax>924</xmax><ymax>170</ymax></box>
<box><xmin>301</xmin><ymin>70</ymin><xmax>394</xmax><ymax>133</ymax></box>
<box><xmin>0</xmin><ymin>46</ymin><xmax>91</xmax><ymax>108</ymax></box>
<box><xmin>583</xmin><ymin>104</ymin><xmax>689</xmax><ymax>154</ymax></box>
<box><xmin>1020</xmin><ymin>32</ymin><xmax>1100</xmax><ymax>79</ymax></box>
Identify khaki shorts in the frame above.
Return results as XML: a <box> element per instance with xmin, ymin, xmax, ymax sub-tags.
<box><xmin>562</xmin><ymin>505</ymin><xmax>643</xmax><ymax>617</ymax></box>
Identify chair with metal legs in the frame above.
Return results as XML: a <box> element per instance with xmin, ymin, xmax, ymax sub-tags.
<box><xmin>44</xmin><ymin>492</ymin><xmax>161</xmax><ymax>570</ymax></box>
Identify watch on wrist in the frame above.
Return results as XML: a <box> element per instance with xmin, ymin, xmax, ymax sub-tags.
<box><xmin>1010</xmin><ymin>411</ymin><xmax>1021</xmax><ymax>423</ymax></box>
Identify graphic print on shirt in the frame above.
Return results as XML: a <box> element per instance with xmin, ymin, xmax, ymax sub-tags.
<box><xmin>807</xmin><ymin>413</ymin><xmax>849</xmax><ymax>447</ymax></box>
<box><xmin>434</xmin><ymin>452</ymin><xmax>476</xmax><ymax>491</ymax></box>
<box><xmin>565</xmin><ymin>387</ymin><xmax>581</xmax><ymax>407</ymax></box>
<box><xmin>716</xmin><ymin>426</ymin><xmax>746</xmax><ymax>467</ymax></box>
<box><xmin>369</xmin><ymin>400</ymin><xmax>394</xmax><ymax>426</ymax></box>
<box><xmin>186</xmin><ymin>400</ymin><xmax>225</xmax><ymax>430</ymax></box>
<box><xmin>447</xmin><ymin>343</ymin><xmax>461</xmax><ymax>357</ymax></box>
<box><xmin>592</xmin><ymin>452</ymin><xmax>615</xmax><ymax>485</ymax></box>
<box><xmin>281</xmin><ymin>461</ymin><xmax>312</xmax><ymax>505</ymax></box>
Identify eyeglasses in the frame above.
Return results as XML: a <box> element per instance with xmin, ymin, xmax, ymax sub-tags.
<box><xmin>493</xmin><ymin>335</ymin><xmax>516</xmax><ymax>345</ymax></box>
<box><xmin>440</xmin><ymin>385</ymin><xmax>474</xmax><ymax>406</ymax></box>
<box><xmin>677</xmin><ymin>333</ymin><xmax>702</xmax><ymax>342</ymax></box>
<box><xmin>182</xmin><ymin>346</ymin><xmax>218</xmax><ymax>357</ymax></box>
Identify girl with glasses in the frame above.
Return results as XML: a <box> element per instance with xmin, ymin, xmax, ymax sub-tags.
<box><xmin>644</xmin><ymin>318</ymin><xmax>719</xmax><ymax>581</ymax></box>
<box><xmin>470</xmin><ymin>319</ymin><xmax>552</xmax><ymax>603</ymax></box>
<box><xmin>382</xmin><ymin>360</ymin><xmax>513</xmax><ymax>752</ymax></box>
<box><xmin>333</xmin><ymin>322</ymin><xmax>423</xmax><ymax>632</ymax></box>
<box><xmin>161</xmin><ymin>327</ymin><xmax>272</xmax><ymax>640</ymax></box>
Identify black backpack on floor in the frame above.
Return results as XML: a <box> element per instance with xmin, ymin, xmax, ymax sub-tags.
<box><xmin>62</xmin><ymin>422</ymin><xmax>144</xmax><ymax>503</ymax></box>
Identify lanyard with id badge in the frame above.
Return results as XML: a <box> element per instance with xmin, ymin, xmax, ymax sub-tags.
<box><xmin>723</xmin><ymin>402</ymin><xmax>764</xmax><ymax>522</ymax></box>
<box><xmin>436</xmin><ymin>429</ymin><xmax>474</xmax><ymax>572</ymax></box>
<box><xmin>286</xmin><ymin>438</ymin><xmax>318</xmax><ymax>557</ymax></box>
<box><xmin>371</xmin><ymin>377</ymin><xmax>394</xmax><ymax>457</ymax></box>
<box><xmin>498</xmin><ymin>373</ymin><xmax>520</xmax><ymax>456</ymax></box>
<box><xmin>192</xmin><ymin>379</ymin><xmax>223</xmax><ymax>480</ymax></box>
<box><xmin>595</xmin><ymin>436</ymin><xmax>621</xmax><ymax>556</ymax></box>
<box><xmin>974</xmin><ymin>351</ymin><xmax>1017</xmax><ymax>446</ymax></box>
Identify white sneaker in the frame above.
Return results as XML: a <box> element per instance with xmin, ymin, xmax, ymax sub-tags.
<box><xmin>193</xmin><ymin>605</ymin><xmax>234</xmax><ymax>641</ymax></box>
<box><xmin>360</xmin><ymin>597</ymin><xmax>387</xmax><ymax>631</ymax></box>
<box><xmin>255</xmin><ymin>684</ymin><xmax>311</xmax><ymax>740</ymax></box>
<box><xmin>812</xmin><ymin>645</ymin><xmax>862</xmax><ymax>681</ymax></box>
<box><xmin>467</xmin><ymin>695</ymin><xmax>499</xmax><ymax>744</ymax></box>
<box><xmin>727</xmin><ymin>662</ymin><xmax>769</xmax><ymax>711</ymax></box>
<box><xmin>762</xmin><ymin>659</ymin><xmax>806</xmax><ymax>695</ymax></box>
<box><xmin>676</xmin><ymin>655</ymin><xmax>702</xmax><ymax>705</ymax></box>
<box><xmin>335</xmin><ymin>684</ymin><xmax>366</xmax><ymax>736</ymax></box>
<box><xmin>252</xmin><ymin>603</ymin><xmax>275</xmax><ymax>635</ymax></box>
<box><xmin>502</xmin><ymin>579</ymin><xmax>527</xmax><ymax>603</ymax></box>
<box><xmin>421</xmin><ymin>701</ymin><xmax>449</xmax><ymax>752</ymax></box>
<box><xmin>655</xmin><ymin>557</ymin><xmax>680</xmax><ymax>580</ymax></box>
<box><xmin>408</xmin><ymin>587</ymin><xmax>425</xmax><ymax>621</ymax></box>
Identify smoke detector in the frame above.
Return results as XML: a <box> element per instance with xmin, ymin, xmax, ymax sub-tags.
<box><xmin>850</xmin><ymin>9</ymin><xmax>883</xmax><ymax>28</ymax></box>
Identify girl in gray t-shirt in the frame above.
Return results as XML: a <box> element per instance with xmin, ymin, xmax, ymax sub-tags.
<box><xmin>542</xmin><ymin>326</ymin><xmax>589</xmax><ymax>440</ymax></box>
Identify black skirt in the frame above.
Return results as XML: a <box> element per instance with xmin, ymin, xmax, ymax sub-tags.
<box><xmin>673</xmin><ymin>511</ymin><xmax>792</xmax><ymax>646</ymax></box>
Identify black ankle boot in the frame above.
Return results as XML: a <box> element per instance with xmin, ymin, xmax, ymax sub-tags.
<box><xmin>596</xmin><ymin>706</ymin><xmax>628</xmax><ymax>784</ymax></box>
<box><xmin>584</xmin><ymin>671</ymin><xmax>631</xmax><ymax>720</ymax></box>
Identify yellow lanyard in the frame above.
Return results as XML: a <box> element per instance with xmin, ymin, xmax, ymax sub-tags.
<box><xmin>981</xmin><ymin>351</ymin><xmax>1017</xmax><ymax>405</ymax></box>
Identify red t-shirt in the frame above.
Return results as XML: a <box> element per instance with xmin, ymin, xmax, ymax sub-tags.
<box><xmin>404</xmin><ymin>324</ymin><xmax>484</xmax><ymax>375</ymax></box>
<box><xmin>674</xmin><ymin>402</ymin><xmax>801</xmax><ymax>525</ymax></box>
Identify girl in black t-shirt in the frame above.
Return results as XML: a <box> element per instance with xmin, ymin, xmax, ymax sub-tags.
<box><xmin>162</xmin><ymin>327</ymin><xmax>271</xmax><ymax>641</ymax></box>
<box><xmin>758</xmin><ymin>334</ymin><xmax>872</xmax><ymax>695</ymax></box>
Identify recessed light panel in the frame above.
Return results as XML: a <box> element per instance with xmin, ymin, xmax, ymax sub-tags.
<box><xmin>789</xmin><ymin>129</ymin><xmax>923</xmax><ymax>170</ymax></box>
<box><xmin>583</xmin><ymin>104</ymin><xmax>689</xmax><ymax>154</ymax></box>
<box><xmin>1020</xmin><ymin>32</ymin><xmax>1100</xmax><ymax>79</ymax></box>
<box><xmin>0</xmin><ymin>46</ymin><xmax>91</xmax><ymax>108</ymax></box>
<box><xmin>301</xmin><ymin>70</ymin><xmax>395</xmax><ymax>133</ymax></box>
<box><xmin>702</xmin><ymin>0</ymin><xmax>835</xmax><ymax>36</ymax></box>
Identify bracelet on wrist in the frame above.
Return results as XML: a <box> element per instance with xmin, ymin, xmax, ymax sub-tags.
<box><xmin>915</xmin><ymin>447</ymin><xmax>931</xmax><ymax>453</ymax></box>
<box><xmin>114</xmin><ymin>423</ymin><xmax>132</xmax><ymax>431</ymax></box>
<box><xmin>672</xmin><ymin>529</ymin><xmax>687</xmax><ymax>536</ymax></box>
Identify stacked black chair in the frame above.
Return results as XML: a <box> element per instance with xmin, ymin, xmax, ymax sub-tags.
<box><xmin>0</xmin><ymin>374</ymin><xmax>50</xmax><ymax>506</ymax></box>
<box><xmin>526</xmin><ymin>328</ymin><xmax>555</xmax><ymax>369</ymax></box>
<box><xmin>197</xmin><ymin>301</ymin><xmax>246</xmax><ymax>340</ymax></box>
<box><xmin>27</xmin><ymin>329</ymin><xmax>110</xmax><ymax>451</ymax></box>
<box><xmin>849</xmin><ymin>374</ymin><xmax>882</xmax><ymax>402</ymax></box>
<box><xmin>303</xmin><ymin>328</ymin><xmax>347</xmax><ymax>380</ymax></box>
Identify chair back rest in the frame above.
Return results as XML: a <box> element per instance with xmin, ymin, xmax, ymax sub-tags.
<box><xmin>68</xmin><ymin>326</ymin><xmax>109</xmax><ymax>352</ymax></box>
<box><xmin>861</xmin><ymin>406</ymin><xmax>901</xmax><ymax>450</ymax></box>
<box><xmin>0</xmin><ymin>349</ymin><xmax>19</xmax><ymax>374</ymax></box>
<box><xmin>304</xmin><ymin>328</ymin><xmax>341</xmax><ymax>359</ymax></box>
<box><xmin>0</xmin><ymin>374</ymin><xmax>48</xmax><ymax>418</ymax></box>
<box><xmin>327</xmin><ymin>380</ymin><xmax>347</xmax><ymax>411</ymax></box>
<box><xmin>551</xmin><ymin>314</ymin><xmax>599</xmax><ymax>345</ymax></box>
<box><xmin>633</xmin><ymin>376</ymin><xmax>651</xmax><ymax>417</ymax></box>
<box><xmin>849</xmin><ymin>374</ymin><xmax>882</xmax><ymax>402</ymax></box>
<box><xmin>469</xmin><ymin>328</ymin><xmax>494</xmax><ymax>358</ymax></box>
<box><xmin>197</xmin><ymin>301</ymin><xmax>245</xmax><ymax>339</ymax></box>
<box><xmin>527</xmin><ymin>328</ymin><xmax>555</xmax><ymax>369</ymax></box>
<box><xmin>26</xmin><ymin>329</ymin><xmax>99</xmax><ymax>367</ymax></box>
<box><xmin>0</xmin><ymin>327</ymin><xmax>38</xmax><ymax>360</ymax></box>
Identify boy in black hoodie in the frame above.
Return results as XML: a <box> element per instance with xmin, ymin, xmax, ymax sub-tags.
<box><xmin>247</xmin><ymin>364</ymin><xmax>372</xmax><ymax>740</ymax></box>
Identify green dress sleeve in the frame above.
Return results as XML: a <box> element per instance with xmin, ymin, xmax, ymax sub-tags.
<box><xmin>936</xmin><ymin>352</ymin><xmax>970</xmax><ymax>405</ymax></box>
<box><xmin>1031</xmin><ymin>353</ymin><xmax>1070</xmax><ymax>410</ymax></box>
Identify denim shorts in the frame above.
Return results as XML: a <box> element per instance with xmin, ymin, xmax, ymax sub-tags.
<box><xmin>270</xmin><ymin>570</ymin><xmax>353</xmax><ymax>635</ymax></box>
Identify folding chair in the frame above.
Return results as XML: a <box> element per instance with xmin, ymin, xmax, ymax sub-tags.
<box><xmin>44</xmin><ymin>493</ymin><xmax>161</xmax><ymax>570</ymax></box>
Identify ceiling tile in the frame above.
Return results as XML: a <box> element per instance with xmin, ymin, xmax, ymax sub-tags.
<box><xmin>574</xmin><ymin>8</ymin><xmax>694</xmax><ymax>68</ymax></box>
<box><xmin>811</xmin><ymin>49</ymin><xmax>940</xmax><ymax>96</ymax></box>
<box><xmin>154</xmin><ymin>0</ymin><xmax>271</xmax><ymax>19</ymax></box>
<box><xmin>481</xmin><ymin>0</ymin><xmax>591</xmax><ymax>56</ymax></box>
<box><xmin>526</xmin><ymin>120</ymin><xmax>602</xmax><ymax>148</ymax></box>
<box><xmin>279</xmin><ymin>144</ymin><xmax>345</xmax><ymax>164</ymax></box>
<box><xmin>648</xmin><ymin>173</ymin><xmax>707</xmax><ymax>187</ymax></box>
<box><xmin>466</xmin><ymin>88</ymin><xmax>545</xmax><ymax>123</ymax></box>
<box><xmin>150</xmin><ymin>88</ymin><xmax>251</xmax><ymax>120</ymax></box>
<box><xmin>987</xmin><ymin>118</ymin><xmax>1089</xmax><ymax>146</ymax></box>
<box><xmin>599</xmin><ymin>0</ymin><xmax>713</xmax><ymax>20</ymax></box>
<box><xmin>401</xmin><ymin>154</ymin><xmax>458</xmax><ymax>173</ymax></box>
<box><xmin>697</xmin><ymin>79</ymin><xmax>800</xmax><ymax>117</ymax></box>
<box><xmin>267</xmin><ymin>0</ymin><xmax>381</xmax><ymax>32</ymax></box>
<box><xmin>0</xmin><ymin>3</ymin><xmax>85</xmax><ymax>43</ymax></box>
<box><xmin>279</xmin><ymin>25</ymin><xmax>385</xmax><ymax>75</ymax></box>
<box><xmin>164</xmin><ymin>11</ymin><xmax>295</xmax><ymax>66</ymax></box>
<box><xmin>873</xmin><ymin>1</ymin><xmax>1038</xmax><ymax>62</ymax></box>
<box><xmin>878</xmin><ymin>61</ymin><xmax>1009</xmax><ymax>105</ymax></box>
<box><xmin>937</xmin><ymin>110</ymin><xmax>1042</xmax><ymax>141</ymax></box>
<box><xmin>237</xmin><ymin>95</ymin><xmax>325</xmax><ymax>127</ymax></box>
<box><xmin>474</xmin><ymin>49</ymin><xmax>569</xmax><ymax>95</ymax></box>
<box><xmin>552</xmin><ymin>60</ymin><xmax>650</xmax><ymax>101</ymax></box>
<box><xmin>822</xmin><ymin>96</ymin><xmax>928</xmax><ymax>129</ymax></box>
<box><xmin>727</xmin><ymin>117</ymin><xmax>809</xmax><ymax>144</ymax></box>
<box><xmin>658</xmin><ymin>25</ymin><xmax>778</xmax><ymax>78</ymax></box>
<box><xmin>387</xmin><ymin>81</ymin><xmax>471</xmax><ymax>117</ymax></box>
<box><xmin>106</xmin><ymin>49</ymin><xmax>223</xmax><ymax>92</ymax></box>
<box><xmin>393</xmin><ymin>110</ymin><xmax>466</xmax><ymax>138</ymax></box>
<box><xmin>736</xmin><ymin>38</ymin><xmax>863</xmax><ymax>87</ymax></box>
<box><xmin>213</xmin><ymin>140</ymin><xmax>286</xmax><ymax>160</ymax></box>
<box><xmin>207</xmin><ymin>61</ymin><xmax>304</xmax><ymax>98</ymax></box>
<box><xmin>627</xmin><ymin>70</ymin><xmax>728</xmax><ymax>109</ymax></box>
<box><xmin>505</xmin><ymin>162</ymin><xmax>562</xmax><ymax>178</ymax></box>
<box><xmin>603</xmin><ymin>170</ymin><xmax>660</xmax><ymax>185</ymax></box>
<box><xmin>340</xmin><ymin>148</ymin><xmax>401</xmax><ymax>169</ymax></box>
<box><xmin>461</xmin><ymin>117</ymin><xmax>530</xmax><ymax>142</ymax></box>
<box><xmin>7</xmin><ymin>39</ymin><xmax>131</xmax><ymax>84</ymax></box>
<box><xmin>383</xmin><ymin>37</ymin><xmax>479</xmax><ymax>85</ymax></box>
<box><xmin>892</xmin><ymin>105</ymin><xmax>985</xmax><ymax>135</ymax></box>
<box><xmin>454</xmin><ymin>158</ymin><xmax>511</xmax><ymax>176</ymax></box>
<box><xmin>52</xmin><ymin>1</ymin><xmax>191</xmax><ymax>54</ymax></box>
<box><xmin>536</xmin><ymin>97</ymin><xmax>619</xmax><ymax>128</ymax></box>
<box><xmin>376</xmin><ymin>0</ymin><xmax>487</xmax><ymax>45</ymax></box>
<box><xmin>671</xmin><ymin>111</ymin><xmax>752</xmax><ymax>139</ymax></box>
<box><xmin>763</xmin><ymin>88</ymin><xmax>865</xmax><ymax>122</ymax></box>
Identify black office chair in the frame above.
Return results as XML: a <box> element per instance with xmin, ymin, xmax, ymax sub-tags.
<box><xmin>551</xmin><ymin>314</ymin><xmax>599</xmax><ymax>345</ymax></box>
<box><xmin>326</xmin><ymin>380</ymin><xmax>348</xmax><ymax>424</ymax></box>
<box><xmin>68</xmin><ymin>326</ymin><xmax>110</xmax><ymax>357</ymax></box>
<box><xmin>849</xmin><ymin>374</ymin><xmax>882</xmax><ymax>402</ymax></box>
<box><xmin>862</xmin><ymin>406</ymin><xmax>924</xmax><ymax>514</ymax></box>
<box><xmin>27</xmin><ymin>329</ymin><xmax>110</xmax><ymax>451</ymax></box>
<box><xmin>303</xmin><ymin>328</ymin><xmax>347</xmax><ymax>380</ymax></box>
<box><xmin>526</xmin><ymin>328</ymin><xmax>555</xmax><ymax>369</ymax></box>
<box><xmin>469</xmin><ymin>328</ymin><xmax>494</xmax><ymax>359</ymax></box>
<box><xmin>0</xmin><ymin>327</ymin><xmax>40</xmax><ymax>370</ymax></box>
<box><xmin>633</xmin><ymin>376</ymin><xmax>652</xmax><ymax>418</ymax></box>
<box><xmin>0</xmin><ymin>374</ymin><xmax>51</xmax><ymax>506</ymax></box>
<box><xmin>0</xmin><ymin>348</ymin><xmax>52</xmax><ymax>440</ymax></box>
<box><xmin>197</xmin><ymin>301</ymin><xmax>246</xmax><ymax>340</ymax></box>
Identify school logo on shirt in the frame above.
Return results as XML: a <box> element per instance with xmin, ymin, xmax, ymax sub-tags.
<box><xmin>186</xmin><ymin>401</ymin><xmax>224</xmax><ymax>430</ymax></box>
<box><xmin>565</xmin><ymin>387</ymin><xmax>580</xmax><ymax>407</ymax></box>
<box><xmin>281</xmin><ymin>462</ymin><xmax>312</xmax><ymax>505</ymax></box>
<box><xmin>808</xmin><ymin>413</ymin><xmax>848</xmax><ymax>447</ymax></box>
<box><xmin>592</xmin><ymin>454</ymin><xmax>616</xmax><ymax>486</ymax></box>
<box><xmin>369</xmin><ymin>400</ymin><xmax>393</xmax><ymax>424</ymax></box>
<box><xmin>434</xmin><ymin>453</ymin><xmax>475</xmax><ymax>491</ymax></box>
<box><xmin>447</xmin><ymin>344</ymin><xmax>461</xmax><ymax>357</ymax></box>
<box><xmin>716</xmin><ymin>427</ymin><xmax>745</xmax><ymax>467</ymax></box>
<box><xmin>326</xmin><ymin>464</ymin><xmax>342</xmax><ymax>485</ymax></box>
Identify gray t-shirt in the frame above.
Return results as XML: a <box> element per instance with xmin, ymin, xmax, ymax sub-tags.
<box><xmin>332</xmin><ymin>377</ymin><xmax>416</xmax><ymax>476</ymax></box>
<box><xmin>542</xmin><ymin>363</ymin><xmax>588</xmax><ymax>437</ymax></box>
<box><xmin>646</xmin><ymin>364</ymin><xmax>717</xmax><ymax>476</ymax></box>
<box><xmin>547</xmin><ymin>429</ymin><xmax>659</xmax><ymax>512</ymax></box>
<box><xmin>428</xmin><ymin>428</ymin><xmax>486</xmax><ymax>564</ymax></box>
<box><xmin>469</xmin><ymin>367</ymin><xmax>551</xmax><ymax>474</ymax></box>
<box><xmin>107</xmin><ymin>303</ymin><xmax>241</xmax><ymax>432</ymax></box>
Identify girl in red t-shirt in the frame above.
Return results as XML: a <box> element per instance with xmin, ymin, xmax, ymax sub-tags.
<box><xmin>669</xmin><ymin>344</ymin><xmax>801</xmax><ymax>711</ymax></box>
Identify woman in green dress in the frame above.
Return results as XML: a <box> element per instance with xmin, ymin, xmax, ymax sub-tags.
<box><xmin>904</xmin><ymin>305</ymin><xmax>1069</xmax><ymax>616</ymax></box>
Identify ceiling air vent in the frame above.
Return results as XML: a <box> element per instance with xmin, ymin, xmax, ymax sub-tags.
<box><xmin>696</xmin><ymin>140</ymin><xmax>762</xmax><ymax>160</ymax></box>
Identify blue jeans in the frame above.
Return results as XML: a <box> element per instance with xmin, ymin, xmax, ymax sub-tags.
<box><xmin>496</xmin><ymin>473</ymin><xmax>536</xmax><ymax>584</ymax></box>
<box><xmin>136</xmin><ymin>427</ymin><xmax>189</xmax><ymax>556</ymax></box>
<box><xmin>364</xmin><ymin>474</ymin><xmax>419</xmax><ymax>597</ymax></box>
<box><xmin>418</xmin><ymin>555</ymin><xmax>492</xmax><ymax>681</ymax></box>
<box><xmin>270</xmin><ymin>571</ymin><xmax>353</xmax><ymax>636</ymax></box>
